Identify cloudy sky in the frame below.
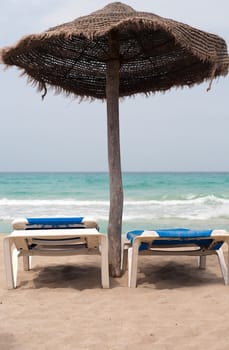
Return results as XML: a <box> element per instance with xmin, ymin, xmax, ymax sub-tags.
<box><xmin>0</xmin><ymin>0</ymin><xmax>228</xmax><ymax>172</ymax></box>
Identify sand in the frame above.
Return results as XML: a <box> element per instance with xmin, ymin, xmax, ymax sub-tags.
<box><xmin>1</xmin><ymin>235</ymin><xmax>229</xmax><ymax>350</ymax></box>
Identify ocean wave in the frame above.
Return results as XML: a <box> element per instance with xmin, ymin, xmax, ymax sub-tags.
<box><xmin>0</xmin><ymin>198</ymin><xmax>110</xmax><ymax>206</ymax></box>
<box><xmin>1</xmin><ymin>194</ymin><xmax>229</xmax><ymax>205</ymax></box>
<box><xmin>0</xmin><ymin>195</ymin><xmax>229</xmax><ymax>222</ymax></box>
<box><xmin>125</xmin><ymin>195</ymin><xmax>229</xmax><ymax>206</ymax></box>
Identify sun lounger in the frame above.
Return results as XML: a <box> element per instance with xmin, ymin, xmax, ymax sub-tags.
<box><xmin>4</xmin><ymin>217</ymin><xmax>109</xmax><ymax>289</ymax></box>
<box><xmin>125</xmin><ymin>228</ymin><xmax>229</xmax><ymax>288</ymax></box>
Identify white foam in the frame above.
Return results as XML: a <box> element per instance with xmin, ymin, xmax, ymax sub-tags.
<box><xmin>0</xmin><ymin>196</ymin><xmax>229</xmax><ymax>222</ymax></box>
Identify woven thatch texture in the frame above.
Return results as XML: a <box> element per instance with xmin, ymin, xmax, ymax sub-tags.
<box><xmin>1</xmin><ymin>2</ymin><xmax>229</xmax><ymax>99</ymax></box>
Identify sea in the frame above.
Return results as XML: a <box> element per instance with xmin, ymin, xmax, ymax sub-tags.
<box><xmin>0</xmin><ymin>172</ymin><xmax>229</xmax><ymax>234</ymax></box>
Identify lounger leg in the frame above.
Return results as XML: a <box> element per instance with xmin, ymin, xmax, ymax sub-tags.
<box><xmin>121</xmin><ymin>247</ymin><xmax>127</xmax><ymax>272</ymax></box>
<box><xmin>100</xmin><ymin>236</ymin><xmax>109</xmax><ymax>288</ymax></box>
<box><xmin>3</xmin><ymin>238</ymin><xmax>18</xmax><ymax>289</ymax></box>
<box><xmin>228</xmin><ymin>244</ymin><xmax>229</xmax><ymax>285</ymax></box>
<box><xmin>121</xmin><ymin>241</ymin><xmax>130</xmax><ymax>273</ymax></box>
<box><xmin>216</xmin><ymin>248</ymin><xmax>228</xmax><ymax>285</ymax></box>
<box><xmin>198</xmin><ymin>256</ymin><xmax>207</xmax><ymax>269</ymax></box>
<box><xmin>128</xmin><ymin>247</ymin><xmax>133</xmax><ymax>287</ymax></box>
<box><xmin>23</xmin><ymin>256</ymin><xmax>32</xmax><ymax>271</ymax></box>
<box><xmin>128</xmin><ymin>242</ymin><xmax>140</xmax><ymax>288</ymax></box>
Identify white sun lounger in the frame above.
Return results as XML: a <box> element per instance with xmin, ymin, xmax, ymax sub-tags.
<box><xmin>4</xmin><ymin>217</ymin><xmax>109</xmax><ymax>289</ymax></box>
<box><xmin>125</xmin><ymin>228</ymin><xmax>229</xmax><ymax>288</ymax></box>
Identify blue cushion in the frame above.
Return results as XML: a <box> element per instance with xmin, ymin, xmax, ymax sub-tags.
<box><xmin>126</xmin><ymin>228</ymin><xmax>223</xmax><ymax>251</ymax></box>
<box><xmin>26</xmin><ymin>217</ymin><xmax>85</xmax><ymax>229</ymax></box>
<box><xmin>27</xmin><ymin>217</ymin><xmax>84</xmax><ymax>225</ymax></box>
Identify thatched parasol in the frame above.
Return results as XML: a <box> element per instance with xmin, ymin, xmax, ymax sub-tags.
<box><xmin>1</xmin><ymin>2</ymin><xmax>228</xmax><ymax>276</ymax></box>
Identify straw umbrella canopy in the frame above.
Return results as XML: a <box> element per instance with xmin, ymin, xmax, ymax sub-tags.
<box><xmin>1</xmin><ymin>2</ymin><xmax>228</xmax><ymax>276</ymax></box>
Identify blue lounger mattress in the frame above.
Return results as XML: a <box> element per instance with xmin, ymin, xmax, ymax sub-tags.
<box><xmin>127</xmin><ymin>228</ymin><xmax>224</xmax><ymax>251</ymax></box>
<box><xmin>12</xmin><ymin>217</ymin><xmax>99</xmax><ymax>230</ymax></box>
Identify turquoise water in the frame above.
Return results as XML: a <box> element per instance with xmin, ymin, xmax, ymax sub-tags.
<box><xmin>0</xmin><ymin>172</ymin><xmax>229</xmax><ymax>233</ymax></box>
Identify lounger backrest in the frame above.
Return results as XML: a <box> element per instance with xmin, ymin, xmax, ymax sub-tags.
<box><xmin>11</xmin><ymin>217</ymin><xmax>100</xmax><ymax>251</ymax></box>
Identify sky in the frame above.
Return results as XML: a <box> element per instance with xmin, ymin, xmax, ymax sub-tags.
<box><xmin>0</xmin><ymin>0</ymin><xmax>229</xmax><ymax>172</ymax></box>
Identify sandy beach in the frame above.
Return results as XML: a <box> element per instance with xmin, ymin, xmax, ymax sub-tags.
<box><xmin>1</xmin><ymin>235</ymin><xmax>229</xmax><ymax>350</ymax></box>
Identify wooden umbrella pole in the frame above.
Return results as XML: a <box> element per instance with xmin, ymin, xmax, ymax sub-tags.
<box><xmin>106</xmin><ymin>30</ymin><xmax>123</xmax><ymax>277</ymax></box>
